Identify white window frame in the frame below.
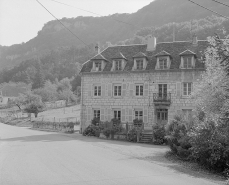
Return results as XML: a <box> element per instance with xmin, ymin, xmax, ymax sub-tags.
<box><xmin>183</xmin><ymin>82</ymin><xmax>192</xmax><ymax>96</ymax></box>
<box><xmin>136</xmin><ymin>59</ymin><xmax>144</xmax><ymax>70</ymax></box>
<box><xmin>156</xmin><ymin>56</ymin><xmax>170</xmax><ymax>70</ymax></box>
<box><xmin>135</xmin><ymin>84</ymin><xmax>144</xmax><ymax>96</ymax></box>
<box><xmin>113</xmin><ymin>109</ymin><xmax>121</xmax><ymax>121</ymax></box>
<box><xmin>114</xmin><ymin>60</ymin><xmax>122</xmax><ymax>71</ymax></box>
<box><xmin>135</xmin><ymin>109</ymin><xmax>143</xmax><ymax>120</ymax></box>
<box><xmin>113</xmin><ymin>84</ymin><xmax>122</xmax><ymax>97</ymax></box>
<box><xmin>93</xmin><ymin>61</ymin><xmax>102</xmax><ymax>71</ymax></box>
<box><xmin>93</xmin><ymin>109</ymin><xmax>101</xmax><ymax>119</ymax></box>
<box><xmin>94</xmin><ymin>85</ymin><xmax>101</xmax><ymax>96</ymax></box>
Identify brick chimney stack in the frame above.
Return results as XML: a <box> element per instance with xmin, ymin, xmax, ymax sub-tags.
<box><xmin>95</xmin><ymin>43</ymin><xmax>100</xmax><ymax>54</ymax></box>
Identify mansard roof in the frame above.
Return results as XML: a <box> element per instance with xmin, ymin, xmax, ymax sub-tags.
<box><xmin>112</xmin><ymin>52</ymin><xmax>127</xmax><ymax>60</ymax></box>
<box><xmin>155</xmin><ymin>50</ymin><xmax>171</xmax><ymax>57</ymax></box>
<box><xmin>81</xmin><ymin>40</ymin><xmax>209</xmax><ymax>73</ymax></box>
<box><xmin>179</xmin><ymin>49</ymin><xmax>196</xmax><ymax>56</ymax></box>
<box><xmin>133</xmin><ymin>52</ymin><xmax>147</xmax><ymax>58</ymax></box>
<box><xmin>91</xmin><ymin>53</ymin><xmax>107</xmax><ymax>60</ymax></box>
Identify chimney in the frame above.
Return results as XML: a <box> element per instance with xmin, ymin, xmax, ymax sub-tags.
<box><xmin>95</xmin><ymin>43</ymin><xmax>100</xmax><ymax>54</ymax></box>
<box><xmin>147</xmin><ymin>36</ymin><xmax>157</xmax><ymax>51</ymax></box>
<box><xmin>192</xmin><ymin>33</ymin><xmax>198</xmax><ymax>46</ymax></box>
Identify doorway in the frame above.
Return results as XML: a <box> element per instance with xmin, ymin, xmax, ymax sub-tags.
<box><xmin>156</xmin><ymin>109</ymin><xmax>168</xmax><ymax>125</ymax></box>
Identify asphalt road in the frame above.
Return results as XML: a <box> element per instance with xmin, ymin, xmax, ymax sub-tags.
<box><xmin>0</xmin><ymin>123</ymin><xmax>224</xmax><ymax>185</ymax></box>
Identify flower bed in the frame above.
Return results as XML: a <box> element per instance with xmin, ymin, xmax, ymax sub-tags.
<box><xmin>32</xmin><ymin>121</ymin><xmax>74</xmax><ymax>133</ymax></box>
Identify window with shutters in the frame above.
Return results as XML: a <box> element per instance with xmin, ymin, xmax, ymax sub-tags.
<box><xmin>113</xmin><ymin>110</ymin><xmax>121</xmax><ymax>120</ymax></box>
<box><xmin>93</xmin><ymin>109</ymin><xmax>100</xmax><ymax>119</ymax></box>
<box><xmin>94</xmin><ymin>85</ymin><xmax>101</xmax><ymax>96</ymax></box>
<box><xmin>135</xmin><ymin>110</ymin><xmax>143</xmax><ymax>120</ymax></box>
<box><xmin>135</xmin><ymin>84</ymin><xmax>143</xmax><ymax>96</ymax></box>
<box><xmin>113</xmin><ymin>84</ymin><xmax>122</xmax><ymax>97</ymax></box>
<box><xmin>183</xmin><ymin>82</ymin><xmax>192</xmax><ymax>96</ymax></box>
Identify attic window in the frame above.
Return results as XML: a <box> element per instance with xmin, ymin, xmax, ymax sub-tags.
<box><xmin>95</xmin><ymin>61</ymin><xmax>102</xmax><ymax>71</ymax></box>
<box><xmin>114</xmin><ymin>60</ymin><xmax>122</xmax><ymax>71</ymax></box>
<box><xmin>183</xmin><ymin>56</ymin><xmax>192</xmax><ymax>68</ymax></box>
<box><xmin>136</xmin><ymin>59</ymin><xmax>144</xmax><ymax>70</ymax></box>
<box><xmin>158</xmin><ymin>57</ymin><xmax>169</xmax><ymax>69</ymax></box>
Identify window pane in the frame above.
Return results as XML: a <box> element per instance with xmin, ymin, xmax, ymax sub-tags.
<box><xmin>136</xmin><ymin>86</ymin><xmax>139</xmax><ymax>96</ymax></box>
<box><xmin>140</xmin><ymin>86</ymin><xmax>143</xmax><ymax>95</ymax></box>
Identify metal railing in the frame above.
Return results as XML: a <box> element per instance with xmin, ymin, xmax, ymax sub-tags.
<box><xmin>153</xmin><ymin>93</ymin><xmax>171</xmax><ymax>103</ymax></box>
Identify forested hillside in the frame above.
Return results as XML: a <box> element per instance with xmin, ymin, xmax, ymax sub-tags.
<box><xmin>1</xmin><ymin>0</ymin><xmax>229</xmax><ymax>69</ymax></box>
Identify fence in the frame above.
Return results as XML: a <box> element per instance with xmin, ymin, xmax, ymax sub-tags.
<box><xmin>33</xmin><ymin>116</ymin><xmax>80</xmax><ymax>125</ymax></box>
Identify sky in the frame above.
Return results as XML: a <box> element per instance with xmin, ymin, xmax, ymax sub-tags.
<box><xmin>0</xmin><ymin>0</ymin><xmax>153</xmax><ymax>46</ymax></box>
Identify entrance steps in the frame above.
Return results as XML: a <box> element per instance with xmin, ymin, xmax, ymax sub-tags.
<box><xmin>139</xmin><ymin>131</ymin><xmax>153</xmax><ymax>143</ymax></box>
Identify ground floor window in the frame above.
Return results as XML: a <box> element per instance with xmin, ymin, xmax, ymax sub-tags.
<box><xmin>182</xmin><ymin>109</ymin><xmax>192</xmax><ymax>119</ymax></box>
<box><xmin>135</xmin><ymin>110</ymin><xmax>143</xmax><ymax>120</ymax></box>
<box><xmin>114</xmin><ymin>110</ymin><xmax>121</xmax><ymax>120</ymax></box>
<box><xmin>94</xmin><ymin>109</ymin><xmax>100</xmax><ymax>120</ymax></box>
<box><xmin>157</xmin><ymin>109</ymin><xmax>168</xmax><ymax>121</ymax></box>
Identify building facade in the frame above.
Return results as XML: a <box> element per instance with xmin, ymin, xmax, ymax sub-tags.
<box><xmin>80</xmin><ymin>36</ymin><xmax>208</xmax><ymax>132</ymax></box>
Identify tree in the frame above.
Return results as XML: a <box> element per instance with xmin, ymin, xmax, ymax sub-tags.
<box><xmin>24</xmin><ymin>101</ymin><xmax>45</xmax><ymax>118</ymax></box>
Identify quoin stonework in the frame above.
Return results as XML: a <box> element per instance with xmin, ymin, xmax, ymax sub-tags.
<box><xmin>80</xmin><ymin>35</ymin><xmax>209</xmax><ymax>132</ymax></box>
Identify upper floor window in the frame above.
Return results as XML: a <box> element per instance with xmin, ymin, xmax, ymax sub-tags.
<box><xmin>136</xmin><ymin>59</ymin><xmax>144</xmax><ymax>70</ymax></box>
<box><xmin>94</xmin><ymin>85</ymin><xmax>101</xmax><ymax>96</ymax></box>
<box><xmin>136</xmin><ymin>84</ymin><xmax>143</xmax><ymax>96</ymax></box>
<box><xmin>94</xmin><ymin>109</ymin><xmax>100</xmax><ymax>120</ymax></box>
<box><xmin>95</xmin><ymin>61</ymin><xmax>102</xmax><ymax>71</ymax></box>
<box><xmin>114</xmin><ymin>85</ymin><xmax>122</xmax><ymax>97</ymax></box>
<box><xmin>183</xmin><ymin>82</ymin><xmax>192</xmax><ymax>96</ymax></box>
<box><xmin>114</xmin><ymin>60</ymin><xmax>122</xmax><ymax>71</ymax></box>
<box><xmin>183</xmin><ymin>56</ymin><xmax>192</xmax><ymax>69</ymax></box>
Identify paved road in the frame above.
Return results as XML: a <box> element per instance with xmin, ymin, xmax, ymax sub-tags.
<box><xmin>0</xmin><ymin>123</ymin><xmax>224</xmax><ymax>185</ymax></box>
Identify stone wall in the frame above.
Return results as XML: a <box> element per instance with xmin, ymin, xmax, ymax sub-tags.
<box><xmin>80</xmin><ymin>70</ymin><xmax>203</xmax><ymax>131</ymax></box>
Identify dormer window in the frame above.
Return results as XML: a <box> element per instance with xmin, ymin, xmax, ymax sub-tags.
<box><xmin>95</xmin><ymin>61</ymin><xmax>102</xmax><ymax>71</ymax></box>
<box><xmin>155</xmin><ymin>51</ymin><xmax>171</xmax><ymax>70</ymax></box>
<box><xmin>136</xmin><ymin>59</ymin><xmax>144</xmax><ymax>70</ymax></box>
<box><xmin>183</xmin><ymin>56</ymin><xmax>192</xmax><ymax>69</ymax></box>
<box><xmin>114</xmin><ymin>60</ymin><xmax>122</xmax><ymax>71</ymax></box>
<box><xmin>179</xmin><ymin>50</ymin><xmax>196</xmax><ymax>69</ymax></box>
<box><xmin>158</xmin><ymin>57</ymin><xmax>168</xmax><ymax>69</ymax></box>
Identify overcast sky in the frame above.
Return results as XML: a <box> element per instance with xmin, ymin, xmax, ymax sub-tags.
<box><xmin>0</xmin><ymin>0</ymin><xmax>153</xmax><ymax>46</ymax></box>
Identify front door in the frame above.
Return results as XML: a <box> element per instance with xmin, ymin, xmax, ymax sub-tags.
<box><xmin>158</xmin><ymin>84</ymin><xmax>167</xmax><ymax>99</ymax></box>
<box><xmin>156</xmin><ymin>109</ymin><xmax>168</xmax><ymax>125</ymax></box>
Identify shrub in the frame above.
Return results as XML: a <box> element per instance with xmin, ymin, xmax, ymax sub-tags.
<box><xmin>102</xmin><ymin>128</ymin><xmax>111</xmax><ymax>138</ymax></box>
<box><xmin>165</xmin><ymin>115</ymin><xmax>192</xmax><ymax>159</ymax></box>
<box><xmin>152</xmin><ymin>124</ymin><xmax>166</xmax><ymax>145</ymax></box>
<box><xmin>133</xmin><ymin>118</ymin><xmax>143</xmax><ymax>127</ymax></box>
<box><xmin>91</xmin><ymin>117</ymin><xmax>100</xmax><ymax>126</ymax></box>
<box><xmin>83</xmin><ymin>124</ymin><xmax>100</xmax><ymax>136</ymax></box>
<box><xmin>189</xmin><ymin>120</ymin><xmax>229</xmax><ymax>174</ymax></box>
<box><xmin>127</xmin><ymin>127</ymin><xmax>143</xmax><ymax>142</ymax></box>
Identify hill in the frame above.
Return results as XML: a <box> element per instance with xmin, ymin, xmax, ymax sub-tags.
<box><xmin>1</xmin><ymin>0</ymin><xmax>229</xmax><ymax>69</ymax></box>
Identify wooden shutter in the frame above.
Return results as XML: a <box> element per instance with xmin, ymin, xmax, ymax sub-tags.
<box><xmin>176</xmin><ymin>82</ymin><xmax>181</xmax><ymax>98</ymax></box>
<box><xmin>143</xmin><ymin>108</ymin><xmax>148</xmax><ymax>123</ymax></box>
<box><xmin>101</xmin><ymin>108</ymin><xmax>105</xmax><ymax>121</ymax></box>
<box><xmin>108</xmin><ymin>83</ymin><xmax>112</xmax><ymax>97</ymax></box>
<box><xmin>107</xmin><ymin>108</ymin><xmax>112</xmax><ymax>121</ymax></box>
<box><xmin>122</xmin><ymin>83</ymin><xmax>127</xmax><ymax>97</ymax></box>
<box><xmin>121</xmin><ymin>108</ymin><xmax>125</xmax><ymax>122</ymax></box>
<box><xmin>129</xmin><ymin>83</ymin><xmax>134</xmax><ymax>96</ymax></box>
<box><xmin>144</xmin><ymin>83</ymin><xmax>149</xmax><ymax>97</ymax></box>
<box><xmin>104</xmin><ymin>108</ymin><xmax>108</xmax><ymax>121</ymax></box>
<box><xmin>128</xmin><ymin>108</ymin><xmax>133</xmax><ymax>122</ymax></box>
<box><xmin>88</xmin><ymin>84</ymin><xmax>92</xmax><ymax>97</ymax></box>
<box><xmin>102</xmin><ymin>84</ymin><xmax>105</xmax><ymax>97</ymax></box>
<box><xmin>87</xmin><ymin>108</ymin><xmax>92</xmax><ymax>122</ymax></box>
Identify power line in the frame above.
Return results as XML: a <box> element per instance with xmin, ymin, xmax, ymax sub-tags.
<box><xmin>36</xmin><ymin>0</ymin><xmax>88</xmax><ymax>47</ymax></box>
<box><xmin>187</xmin><ymin>0</ymin><xmax>229</xmax><ymax>20</ymax></box>
<box><xmin>211</xmin><ymin>0</ymin><xmax>229</xmax><ymax>8</ymax></box>
<box><xmin>48</xmin><ymin>0</ymin><xmax>136</xmax><ymax>28</ymax></box>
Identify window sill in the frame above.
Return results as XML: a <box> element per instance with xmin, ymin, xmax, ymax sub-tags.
<box><xmin>93</xmin><ymin>96</ymin><xmax>102</xmax><ymax>98</ymax></box>
<box><xmin>181</xmin><ymin>95</ymin><xmax>191</xmax><ymax>99</ymax></box>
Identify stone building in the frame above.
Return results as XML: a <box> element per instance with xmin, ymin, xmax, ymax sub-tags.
<box><xmin>80</xmin><ymin>36</ymin><xmax>208</xmax><ymax>132</ymax></box>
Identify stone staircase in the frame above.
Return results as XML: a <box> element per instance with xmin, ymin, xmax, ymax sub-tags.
<box><xmin>139</xmin><ymin>132</ymin><xmax>153</xmax><ymax>143</ymax></box>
